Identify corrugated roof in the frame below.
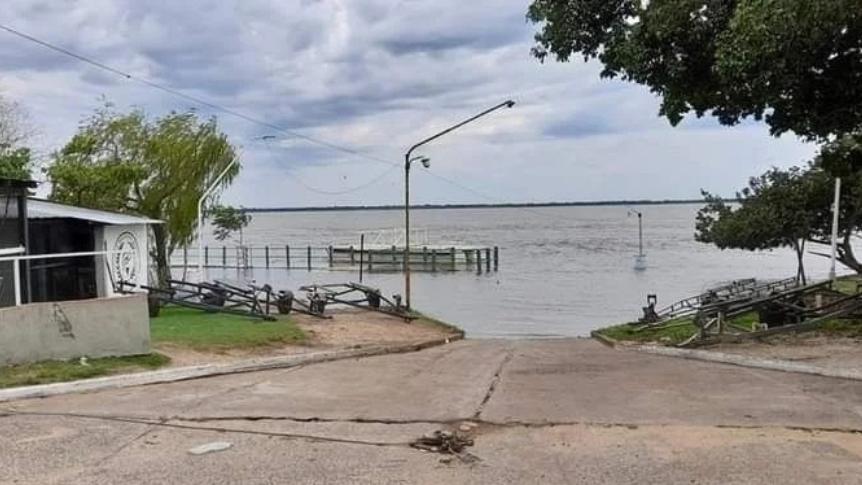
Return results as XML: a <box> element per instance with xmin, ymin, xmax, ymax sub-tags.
<box><xmin>27</xmin><ymin>198</ymin><xmax>162</xmax><ymax>225</ymax></box>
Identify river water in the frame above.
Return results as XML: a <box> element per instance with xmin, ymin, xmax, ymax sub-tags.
<box><xmin>198</xmin><ymin>204</ymin><xmax>839</xmax><ymax>338</ymax></box>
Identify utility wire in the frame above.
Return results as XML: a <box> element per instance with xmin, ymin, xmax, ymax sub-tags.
<box><xmin>0</xmin><ymin>23</ymin><xmax>566</xmax><ymax>219</ymax></box>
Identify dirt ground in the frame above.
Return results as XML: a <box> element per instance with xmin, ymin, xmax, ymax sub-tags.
<box><xmin>156</xmin><ymin>310</ymin><xmax>461</xmax><ymax>368</ymax></box>
<box><xmin>710</xmin><ymin>333</ymin><xmax>862</xmax><ymax>371</ymax></box>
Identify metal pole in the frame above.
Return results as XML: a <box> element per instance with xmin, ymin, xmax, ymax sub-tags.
<box><xmin>830</xmin><ymin>177</ymin><xmax>842</xmax><ymax>280</ymax></box>
<box><xmin>359</xmin><ymin>234</ymin><xmax>365</xmax><ymax>283</ymax></box>
<box><xmin>404</xmin><ymin>157</ymin><xmax>411</xmax><ymax>309</ymax></box>
<box><xmin>197</xmin><ymin>159</ymin><xmax>237</xmax><ymax>280</ymax></box>
<box><xmin>638</xmin><ymin>213</ymin><xmax>644</xmax><ymax>257</ymax></box>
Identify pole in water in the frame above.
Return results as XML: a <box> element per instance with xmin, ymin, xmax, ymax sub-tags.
<box><xmin>359</xmin><ymin>234</ymin><xmax>365</xmax><ymax>283</ymax></box>
<box><xmin>629</xmin><ymin>209</ymin><xmax>647</xmax><ymax>271</ymax></box>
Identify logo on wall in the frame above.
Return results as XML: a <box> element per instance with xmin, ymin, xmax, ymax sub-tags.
<box><xmin>112</xmin><ymin>231</ymin><xmax>140</xmax><ymax>283</ymax></box>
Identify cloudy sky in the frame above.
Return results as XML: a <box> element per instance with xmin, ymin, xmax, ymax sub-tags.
<box><xmin>1</xmin><ymin>0</ymin><xmax>819</xmax><ymax>207</ymax></box>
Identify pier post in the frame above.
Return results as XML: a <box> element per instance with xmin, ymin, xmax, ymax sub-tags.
<box><xmin>328</xmin><ymin>246</ymin><xmax>334</xmax><ymax>267</ymax></box>
<box><xmin>368</xmin><ymin>251</ymin><xmax>373</xmax><ymax>271</ymax></box>
<box><xmin>265</xmin><ymin>246</ymin><xmax>270</xmax><ymax>268</ymax></box>
<box><xmin>476</xmin><ymin>249</ymin><xmax>482</xmax><ymax>274</ymax></box>
<box><xmin>249</xmin><ymin>247</ymin><xmax>254</xmax><ymax>268</ymax></box>
<box><xmin>451</xmin><ymin>247</ymin><xmax>456</xmax><ymax>271</ymax></box>
<box><xmin>485</xmin><ymin>248</ymin><xmax>491</xmax><ymax>273</ymax></box>
<box><xmin>183</xmin><ymin>247</ymin><xmax>188</xmax><ymax>271</ymax></box>
<box><xmin>422</xmin><ymin>246</ymin><xmax>428</xmax><ymax>270</ymax></box>
<box><xmin>350</xmin><ymin>246</ymin><xmax>355</xmax><ymax>264</ymax></box>
<box><xmin>359</xmin><ymin>235</ymin><xmax>365</xmax><ymax>283</ymax></box>
<box><xmin>222</xmin><ymin>246</ymin><xmax>227</xmax><ymax>267</ymax></box>
<box><xmin>204</xmin><ymin>246</ymin><xmax>209</xmax><ymax>268</ymax></box>
<box><xmin>493</xmin><ymin>246</ymin><xmax>499</xmax><ymax>271</ymax></box>
<box><xmin>431</xmin><ymin>249</ymin><xmax>437</xmax><ymax>272</ymax></box>
<box><xmin>286</xmin><ymin>245</ymin><xmax>290</xmax><ymax>269</ymax></box>
<box><xmin>391</xmin><ymin>245</ymin><xmax>398</xmax><ymax>268</ymax></box>
<box><xmin>307</xmin><ymin>246</ymin><xmax>312</xmax><ymax>271</ymax></box>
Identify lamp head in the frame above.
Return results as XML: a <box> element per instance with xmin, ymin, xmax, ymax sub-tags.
<box><xmin>420</xmin><ymin>157</ymin><xmax>431</xmax><ymax>169</ymax></box>
<box><xmin>504</xmin><ymin>100</ymin><xmax>516</xmax><ymax>108</ymax></box>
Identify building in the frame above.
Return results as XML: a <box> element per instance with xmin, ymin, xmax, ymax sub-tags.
<box><xmin>0</xmin><ymin>177</ymin><xmax>159</xmax><ymax>365</ymax></box>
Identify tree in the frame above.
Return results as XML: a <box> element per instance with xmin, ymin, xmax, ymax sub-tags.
<box><xmin>210</xmin><ymin>205</ymin><xmax>251</xmax><ymax>245</ymax></box>
<box><xmin>48</xmin><ymin>104</ymin><xmax>240</xmax><ymax>286</ymax></box>
<box><xmin>527</xmin><ymin>0</ymin><xmax>862</xmax><ymax>140</ymax></box>
<box><xmin>0</xmin><ymin>95</ymin><xmax>34</xmax><ymax>180</ymax></box>
<box><xmin>695</xmin><ymin>167</ymin><xmax>821</xmax><ymax>283</ymax></box>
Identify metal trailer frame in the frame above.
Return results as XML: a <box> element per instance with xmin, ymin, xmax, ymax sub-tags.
<box><xmin>298</xmin><ymin>282</ymin><xmax>413</xmax><ymax>320</ymax></box>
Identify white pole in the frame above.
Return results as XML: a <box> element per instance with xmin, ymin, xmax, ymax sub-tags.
<box><xmin>829</xmin><ymin>177</ymin><xmax>842</xmax><ymax>280</ymax></box>
<box><xmin>197</xmin><ymin>160</ymin><xmax>237</xmax><ymax>280</ymax></box>
<box><xmin>12</xmin><ymin>258</ymin><xmax>21</xmax><ymax>306</ymax></box>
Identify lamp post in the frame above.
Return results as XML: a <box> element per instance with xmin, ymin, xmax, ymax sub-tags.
<box><xmin>196</xmin><ymin>135</ymin><xmax>271</xmax><ymax>280</ymax></box>
<box><xmin>829</xmin><ymin>177</ymin><xmax>842</xmax><ymax>281</ymax></box>
<box><xmin>628</xmin><ymin>209</ymin><xmax>647</xmax><ymax>271</ymax></box>
<box><xmin>403</xmin><ymin>100</ymin><xmax>515</xmax><ymax>310</ymax></box>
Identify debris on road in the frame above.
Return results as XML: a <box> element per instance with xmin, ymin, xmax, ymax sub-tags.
<box><xmin>410</xmin><ymin>430</ymin><xmax>479</xmax><ymax>463</ymax></box>
<box><xmin>188</xmin><ymin>441</ymin><xmax>233</xmax><ymax>456</ymax></box>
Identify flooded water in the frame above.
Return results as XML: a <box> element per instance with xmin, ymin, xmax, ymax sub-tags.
<box><xmin>197</xmin><ymin>204</ymin><xmax>840</xmax><ymax>338</ymax></box>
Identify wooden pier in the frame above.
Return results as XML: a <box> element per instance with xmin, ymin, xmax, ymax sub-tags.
<box><xmin>171</xmin><ymin>244</ymin><xmax>499</xmax><ymax>273</ymax></box>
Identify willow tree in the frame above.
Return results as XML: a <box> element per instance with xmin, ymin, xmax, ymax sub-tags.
<box><xmin>48</xmin><ymin>105</ymin><xmax>240</xmax><ymax>285</ymax></box>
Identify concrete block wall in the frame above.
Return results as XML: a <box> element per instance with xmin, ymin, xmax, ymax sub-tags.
<box><xmin>0</xmin><ymin>294</ymin><xmax>150</xmax><ymax>365</ymax></box>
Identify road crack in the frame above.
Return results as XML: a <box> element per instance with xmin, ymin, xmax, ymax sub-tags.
<box><xmin>472</xmin><ymin>347</ymin><xmax>514</xmax><ymax>419</ymax></box>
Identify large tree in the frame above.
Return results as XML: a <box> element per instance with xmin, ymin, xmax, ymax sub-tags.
<box><xmin>48</xmin><ymin>105</ymin><xmax>240</xmax><ymax>286</ymax></box>
<box><xmin>527</xmin><ymin>0</ymin><xmax>862</xmax><ymax>140</ymax></box>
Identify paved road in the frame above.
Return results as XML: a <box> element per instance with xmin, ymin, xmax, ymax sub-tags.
<box><xmin>3</xmin><ymin>339</ymin><xmax>862</xmax><ymax>484</ymax></box>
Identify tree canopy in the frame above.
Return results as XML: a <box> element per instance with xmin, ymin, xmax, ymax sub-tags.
<box><xmin>527</xmin><ymin>0</ymin><xmax>862</xmax><ymax>140</ymax></box>
<box><xmin>0</xmin><ymin>95</ymin><xmax>34</xmax><ymax>180</ymax></box>
<box><xmin>48</xmin><ymin>105</ymin><xmax>240</xmax><ymax>285</ymax></box>
<box><xmin>211</xmin><ymin>205</ymin><xmax>252</xmax><ymax>245</ymax></box>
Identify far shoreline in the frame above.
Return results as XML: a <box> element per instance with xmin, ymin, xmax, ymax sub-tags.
<box><xmin>244</xmin><ymin>198</ymin><xmax>714</xmax><ymax>214</ymax></box>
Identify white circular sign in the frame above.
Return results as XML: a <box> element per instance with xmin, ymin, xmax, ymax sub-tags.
<box><xmin>113</xmin><ymin>231</ymin><xmax>140</xmax><ymax>283</ymax></box>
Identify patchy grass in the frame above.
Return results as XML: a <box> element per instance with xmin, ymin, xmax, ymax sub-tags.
<box><xmin>0</xmin><ymin>354</ymin><xmax>170</xmax><ymax>389</ymax></box>
<box><xmin>596</xmin><ymin>319</ymin><xmax>699</xmax><ymax>346</ymax></box>
<box><xmin>151</xmin><ymin>305</ymin><xmax>306</xmax><ymax>351</ymax></box>
<box><xmin>815</xmin><ymin>319</ymin><xmax>862</xmax><ymax>338</ymax></box>
<box><xmin>831</xmin><ymin>275</ymin><xmax>862</xmax><ymax>295</ymax></box>
<box><xmin>408</xmin><ymin>311</ymin><xmax>465</xmax><ymax>337</ymax></box>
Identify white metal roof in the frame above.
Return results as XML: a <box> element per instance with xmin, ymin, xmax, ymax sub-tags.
<box><xmin>27</xmin><ymin>198</ymin><xmax>162</xmax><ymax>225</ymax></box>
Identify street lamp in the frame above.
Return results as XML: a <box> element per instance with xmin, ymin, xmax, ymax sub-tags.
<box><xmin>196</xmin><ymin>135</ymin><xmax>273</xmax><ymax>280</ymax></box>
<box><xmin>403</xmin><ymin>100</ymin><xmax>516</xmax><ymax>310</ymax></box>
<box><xmin>628</xmin><ymin>209</ymin><xmax>647</xmax><ymax>271</ymax></box>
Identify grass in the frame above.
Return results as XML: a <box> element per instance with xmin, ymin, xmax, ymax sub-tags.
<box><xmin>150</xmin><ymin>305</ymin><xmax>306</xmax><ymax>351</ymax></box>
<box><xmin>831</xmin><ymin>275</ymin><xmax>862</xmax><ymax>295</ymax></box>
<box><xmin>596</xmin><ymin>318</ymin><xmax>700</xmax><ymax>346</ymax></box>
<box><xmin>0</xmin><ymin>353</ymin><xmax>170</xmax><ymax>389</ymax></box>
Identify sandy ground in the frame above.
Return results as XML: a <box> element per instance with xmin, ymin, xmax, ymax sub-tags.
<box><xmin>156</xmin><ymin>310</ymin><xmax>460</xmax><ymax>367</ymax></box>
<box><xmin>709</xmin><ymin>333</ymin><xmax>862</xmax><ymax>371</ymax></box>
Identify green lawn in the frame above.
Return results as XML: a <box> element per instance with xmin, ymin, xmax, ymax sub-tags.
<box><xmin>0</xmin><ymin>354</ymin><xmax>170</xmax><ymax>389</ymax></box>
<box><xmin>596</xmin><ymin>319</ymin><xmax>700</xmax><ymax>346</ymax></box>
<box><xmin>150</xmin><ymin>305</ymin><xmax>306</xmax><ymax>351</ymax></box>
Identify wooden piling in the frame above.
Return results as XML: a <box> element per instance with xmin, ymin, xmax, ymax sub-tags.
<box><xmin>485</xmin><ymin>247</ymin><xmax>491</xmax><ymax>273</ymax></box>
<box><xmin>350</xmin><ymin>245</ymin><xmax>355</xmax><ymax>264</ymax></box>
<box><xmin>307</xmin><ymin>246</ymin><xmax>312</xmax><ymax>271</ymax></box>
<box><xmin>204</xmin><ymin>246</ymin><xmax>209</xmax><ymax>267</ymax></box>
<box><xmin>391</xmin><ymin>245</ymin><xmax>397</xmax><ymax>267</ymax></box>
<box><xmin>451</xmin><ymin>247</ymin><xmax>456</xmax><ymax>270</ymax></box>
<box><xmin>286</xmin><ymin>245</ymin><xmax>291</xmax><ymax>268</ymax></box>
<box><xmin>476</xmin><ymin>249</ymin><xmax>482</xmax><ymax>274</ymax></box>
<box><xmin>367</xmin><ymin>251</ymin><xmax>373</xmax><ymax>271</ymax></box>
<box><xmin>183</xmin><ymin>247</ymin><xmax>188</xmax><ymax>269</ymax></box>
<box><xmin>493</xmin><ymin>246</ymin><xmax>499</xmax><ymax>271</ymax></box>
<box><xmin>422</xmin><ymin>246</ymin><xmax>428</xmax><ymax>269</ymax></box>
<box><xmin>222</xmin><ymin>246</ymin><xmax>227</xmax><ymax>267</ymax></box>
<box><xmin>359</xmin><ymin>235</ymin><xmax>365</xmax><ymax>283</ymax></box>
<box><xmin>431</xmin><ymin>249</ymin><xmax>437</xmax><ymax>272</ymax></box>
<box><xmin>265</xmin><ymin>246</ymin><xmax>270</xmax><ymax>268</ymax></box>
<box><xmin>328</xmin><ymin>246</ymin><xmax>334</xmax><ymax>267</ymax></box>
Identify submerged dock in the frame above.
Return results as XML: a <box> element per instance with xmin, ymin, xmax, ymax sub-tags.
<box><xmin>171</xmin><ymin>244</ymin><xmax>499</xmax><ymax>273</ymax></box>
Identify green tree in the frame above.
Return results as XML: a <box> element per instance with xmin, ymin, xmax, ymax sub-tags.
<box><xmin>695</xmin><ymin>167</ymin><xmax>821</xmax><ymax>283</ymax></box>
<box><xmin>210</xmin><ymin>205</ymin><xmax>252</xmax><ymax>245</ymax></box>
<box><xmin>0</xmin><ymin>146</ymin><xmax>33</xmax><ymax>180</ymax></box>
<box><xmin>0</xmin><ymin>94</ymin><xmax>34</xmax><ymax>179</ymax></box>
<box><xmin>527</xmin><ymin>0</ymin><xmax>862</xmax><ymax>140</ymax></box>
<box><xmin>48</xmin><ymin>104</ymin><xmax>240</xmax><ymax>286</ymax></box>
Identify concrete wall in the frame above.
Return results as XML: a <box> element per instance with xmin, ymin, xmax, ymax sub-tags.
<box><xmin>0</xmin><ymin>294</ymin><xmax>150</xmax><ymax>365</ymax></box>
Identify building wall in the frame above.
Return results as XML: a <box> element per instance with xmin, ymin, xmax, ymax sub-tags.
<box><xmin>0</xmin><ymin>294</ymin><xmax>150</xmax><ymax>365</ymax></box>
<box><xmin>94</xmin><ymin>224</ymin><xmax>150</xmax><ymax>297</ymax></box>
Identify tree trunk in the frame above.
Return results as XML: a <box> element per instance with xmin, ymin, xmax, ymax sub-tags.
<box><xmin>794</xmin><ymin>240</ymin><xmax>807</xmax><ymax>285</ymax></box>
<box><xmin>838</xmin><ymin>233</ymin><xmax>862</xmax><ymax>274</ymax></box>
<box><xmin>152</xmin><ymin>224</ymin><xmax>170</xmax><ymax>288</ymax></box>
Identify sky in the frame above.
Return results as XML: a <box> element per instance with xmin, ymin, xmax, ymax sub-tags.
<box><xmin>0</xmin><ymin>0</ymin><xmax>820</xmax><ymax>208</ymax></box>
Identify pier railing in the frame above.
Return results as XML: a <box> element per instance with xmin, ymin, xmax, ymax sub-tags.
<box><xmin>171</xmin><ymin>244</ymin><xmax>500</xmax><ymax>274</ymax></box>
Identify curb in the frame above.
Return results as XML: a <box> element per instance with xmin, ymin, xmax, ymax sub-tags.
<box><xmin>631</xmin><ymin>344</ymin><xmax>862</xmax><ymax>382</ymax></box>
<box><xmin>590</xmin><ymin>331</ymin><xmax>620</xmax><ymax>349</ymax></box>
<box><xmin>0</xmin><ymin>334</ymin><xmax>463</xmax><ymax>403</ymax></box>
